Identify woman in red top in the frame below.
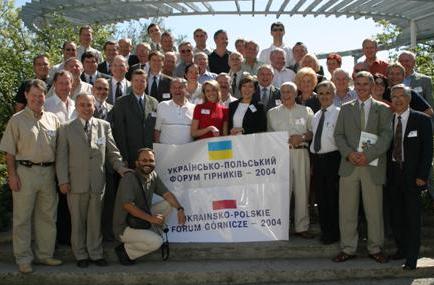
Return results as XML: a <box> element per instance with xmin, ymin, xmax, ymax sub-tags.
<box><xmin>191</xmin><ymin>80</ymin><xmax>228</xmax><ymax>140</ymax></box>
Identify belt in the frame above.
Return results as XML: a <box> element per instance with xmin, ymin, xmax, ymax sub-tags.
<box><xmin>313</xmin><ymin>151</ymin><xmax>340</xmax><ymax>158</ymax></box>
<box><xmin>18</xmin><ymin>160</ymin><xmax>54</xmax><ymax>167</ymax></box>
<box><xmin>289</xmin><ymin>145</ymin><xmax>308</xmax><ymax>149</ymax></box>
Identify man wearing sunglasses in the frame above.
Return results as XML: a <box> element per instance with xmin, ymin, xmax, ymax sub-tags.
<box><xmin>259</xmin><ymin>22</ymin><xmax>294</xmax><ymax>67</ymax></box>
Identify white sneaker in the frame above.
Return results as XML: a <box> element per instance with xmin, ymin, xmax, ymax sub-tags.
<box><xmin>35</xmin><ymin>258</ymin><xmax>62</xmax><ymax>266</ymax></box>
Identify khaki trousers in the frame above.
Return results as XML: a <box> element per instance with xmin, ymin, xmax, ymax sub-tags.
<box><xmin>339</xmin><ymin>166</ymin><xmax>384</xmax><ymax>255</ymax></box>
<box><xmin>289</xmin><ymin>148</ymin><xmax>311</xmax><ymax>233</ymax></box>
<box><xmin>121</xmin><ymin>200</ymin><xmax>172</xmax><ymax>260</ymax></box>
<box><xmin>67</xmin><ymin>192</ymin><xmax>104</xmax><ymax>260</ymax></box>
<box><xmin>13</xmin><ymin>165</ymin><xmax>58</xmax><ymax>265</ymax></box>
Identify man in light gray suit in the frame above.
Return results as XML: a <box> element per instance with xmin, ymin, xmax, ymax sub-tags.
<box><xmin>112</xmin><ymin>69</ymin><xmax>159</xmax><ymax>168</ymax></box>
<box><xmin>56</xmin><ymin>93</ymin><xmax>129</xmax><ymax>268</ymax></box>
<box><xmin>399</xmin><ymin>51</ymin><xmax>433</xmax><ymax>108</ymax></box>
<box><xmin>333</xmin><ymin>71</ymin><xmax>392</xmax><ymax>263</ymax></box>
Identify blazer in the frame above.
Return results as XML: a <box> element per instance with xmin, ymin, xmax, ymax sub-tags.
<box><xmin>56</xmin><ymin>118</ymin><xmax>124</xmax><ymax>194</ymax></box>
<box><xmin>254</xmin><ymin>85</ymin><xmax>281</xmax><ymax>112</ymax></box>
<box><xmin>145</xmin><ymin>74</ymin><xmax>172</xmax><ymax>102</ymax></box>
<box><xmin>128</xmin><ymin>54</ymin><xmax>140</xmax><ymax>67</ymax></box>
<box><xmin>93</xmin><ymin>101</ymin><xmax>113</xmax><ymax>122</ymax></box>
<box><xmin>107</xmin><ymin>78</ymin><xmax>131</xmax><ymax>105</ymax></box>
<box><xmin>334</xmin><ymin>98</ymin><xmax>393</xmax><ymax>185</ymax></box>
<box><xmin>111</xmin><ymin>92</ymin><xmax>158</xmax><ymax>168</ymax></box>
<box><xmin>408</xmin><ymin>72</ymin><xmax>433</xmax><ymax>108</ymax></box>
<box><xmin>80</xmin><ymin>71</ymin><xmax>111</xmax><ymax>85</ymax></box>
<box><xmin>387</xmin><ymin>109</ymin><xmax>433</xmax><ymax>188</ymax></box>
<box><xmin>228</xmin><ymin>100</ymin><xmax>267</xmax><ymax>134</ymax></box>
<box><xmin>97</xmin><ymin>61</ymin><xmax>111</xmax><ymax>76</ymax></box>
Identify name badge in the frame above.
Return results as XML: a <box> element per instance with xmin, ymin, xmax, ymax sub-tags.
<box><xmin>201</xmin><ymin>109</ymin><xmax>210</xmax><ymax>115</ymax></box>
<box><xmin>46</xmin><ymin>130</ymin><xmax>56</xmax><ymax>137</ymax></box>
<box><xmin>162</xmin><ymin>93</ymin><xmax>171</xmax><ymax>99</ymax></box>
<box><xmin>249</xmin><ymin>105</ymin><xmax>257</xmax><ymax>113</ymax></box>
<box><xmin>295</xmin><ymin>118</ymin><xmax>306</xmax><ymax>125</ymax></box>
<box><xmin>96</xmin><ymin>136</ymin><xmax>106</xmax><ymax>145</ymax></box>
<box><xmin>151</xmin><ymin>112</ymin><xmax>157</xmax><ymax>117</ymax></box>
<box><xmin>275</xmin><ymin>99</ymin><xmax>281</xmax><ymax>106</ymax></box>
<box><xmin>414</xmin><ymin>86</ymin><xmax>423</xmax><ymax>94</ymax></box>
<box><xmin>408</xmin><ymin>130</ymin><xmax>418</xmax><ymax>137</ymax></box>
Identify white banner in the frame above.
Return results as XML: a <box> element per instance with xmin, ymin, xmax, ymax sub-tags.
<box><xmin>154</xmin><ymin>132</ymin><xmax>290</xmax><ymax>242</ymax></box>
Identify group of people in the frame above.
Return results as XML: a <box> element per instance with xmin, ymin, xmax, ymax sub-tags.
<box><xmin>1</xmin><ymin>21</ymin><xmax>433</xmax><ymax>274</ymax></box>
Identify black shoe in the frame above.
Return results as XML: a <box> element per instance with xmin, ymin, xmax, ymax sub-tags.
<box><xmin>77</xmin><ymin>259</ymin><xmax>90</xmax><ymax>268</ymax></box>
<box><xmin>93</xmin><ymin>258</ymin><xmax>108</xmax><ymax>267</ymax></box>
<box><xmin>390</xmin><ymin>251</ymin><xmax>405</xmax><ymax>260</ymax></box>
<box><xmin>402</xmin><ymin>264</ymin><xmax>416</xmax><ymax>270</ymax></box>
<box><xmin>115</xmin><ymin>244</ymin><xmax>134</xmax><ymax>266</ymax></box>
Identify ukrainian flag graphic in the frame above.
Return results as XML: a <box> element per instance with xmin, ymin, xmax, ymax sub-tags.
<box><xmin>208</xmin><ymin>140</ymin><xmax>233</xmax><ymax>160</ymax></box>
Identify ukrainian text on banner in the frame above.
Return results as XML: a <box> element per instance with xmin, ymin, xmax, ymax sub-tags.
<box><xmin>154</xmin><ymin>132</ymin><xmax>290</xmax><ymax>242</ymax></box>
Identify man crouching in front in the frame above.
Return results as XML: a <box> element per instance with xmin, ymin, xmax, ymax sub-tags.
<box><xmin>112</xmin><ymin>148</ymin><xmax>186</xmax><ymax>265</ymax></box>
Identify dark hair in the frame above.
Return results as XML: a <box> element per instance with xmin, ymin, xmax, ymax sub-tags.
<box><xmin>270</xmin><ymin>22</ymin><xmax>284</xmax><ymax>32</ymax></box>
<box><xmin>147</xmin><ymin>23</ymin><xmax>159</xmax><ymax>34</ymax></box>
<box><xmin>213</xmin><ymin>29</ymin><xmax>227</xmax><ymax>40</ymax></box>
<box><xmin>25</xmin><ymin>79</ymin><xmax>47</xmax><ymax>94</ymax></box>
<box><xmin>103</xmin><ymin>40</ymin><xmax>117</xmax><ymax>51</ymax></box>
<box><xmin>238</xmin><ymin>74</ymin><xmax>257</xmax><ymax>92</ymax></box>
<box><xmin>53</xmin><ymin>70</ymin><xmax>73</xmax><ymax>83</ymax></box>
<box><xmin>81</xmin><ymin>51</ymin><xmax>98</xmax><ymax>63</ymax></box>
<box><xmin>137</xmin><ymin>148</ymin><xmax>154</xmax><ymax>156</ymax></box>
<box><xmin>148</xmin><ymin>50</ymin><xmax>164</xmax><ymax>61</ymax></box>
<box><xmin>373</xmin><ymin>73</ymin><xmax>388</xmax><ymax>88</ymax></box>
<box><xmin>327</xmin><ymin>53</ymin><xmax>342</xmax><ymax>65</ymax></box>
<box><xmin>184</xmin><ymin>63</ymin><xmax>198</xmax><ymax>79</ymax></box>
<box><xmin>79</xmin><ymin>25</ymin><xmax>92</xmax><ymax>35</ymax></box>
<box><xmin>131</xmin><ymin>69</ymin><xmax>147</xmax><ymax>79</ymax></box>
<box><xmin>33</xmin><ymin>54</ymin><xmax>48</xmax><ymax>66</ymax></box>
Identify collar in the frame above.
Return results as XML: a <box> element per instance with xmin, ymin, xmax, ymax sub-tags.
<box><xmin>79</xmin><ymin>117</ymin><xmax>93</xmax><ymax>127</ymax></box>
<box><xmin>358</xmin><ymin>96</ymin><xmax>372</xmax><ymax>106</ymax></box>
<box><xmin>395</xmin><ymin>107</ymin><xmax>410</xmax><ymax>120</ymax></box>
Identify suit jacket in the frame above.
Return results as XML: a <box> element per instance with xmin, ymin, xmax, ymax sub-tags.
<box><xmin>408</xmin><ymin>72</ymin><xmax>434</xmax><ymax>108</ymax></box>
<box><xmin>145</xmin><ymin>74</ymin><xmax>172</xmax><ymax>102</ymax></box>
<box><xmin>126</xmin><ymin>62</ymin><xmax>150</xmax><ymax>81</ymax></box>
<box><xmin>112</xmin><ymin>92</ymin><xmax>158</xmax><ymax>168</ymax></box>
<box><xmin>93</xmin><ymin>101</ymin><xmax>113</xmax><ymax>121</ymax></box>
<box><xmin>254</xmin><ymin>85</ymin><xmax>281</xmax><ymax>112</ymax></box>
<box><xmin>228</xmin><ymin>100</ymin><xmax>267</xmax><ymax>134</ymax></box>
<box><xmin>97</xmin><ymin>61</ymin><xmax>111</xmax><ymax>76</ymax></box>
<box><xmin>80</xmin><ymin>71</ymin><xmax>111</xmax><ymax>85</ymax></box>
<box><xmin>334</xmin><ymin>98</ymin><xmax>393</xmax><ymax>185</ymax></box>
<box><xmin>128</xmin><ymin>54</ymin><xmax>140</xmax><ymax>67</ymax></box>
<box><xmin>56</xmin><ymin>118</ymin><xmax>124</xmax><ymax>194</ymax></box>
<box><xmin>387</xmin><ymin>109</ymin><xmax>433</xmax><ymax>188</ymax></box>
<box><xmin>107</xmin><ymin>78</ymin><xmax>131</xmax><ymax>105</ymax></box>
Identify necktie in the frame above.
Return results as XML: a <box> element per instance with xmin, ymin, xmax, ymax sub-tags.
<box><xmin>89</xmin><ymin>75</ymin><xmax>93</xmax><ymax>85</ymax></box>
<box><xmin>392</xmin><ymin>115</ymin><xmax>403</xmax><ymax>162</ymax></box>
<box><xmin>360</xmin><ymin>102</ymin><xmax>365</xmax><ymax>131</ymax></box>
<box><xmin>115</xmin><ymin>81</ymin><xmax>122</xmax><ymax>100</ymax></box>
<box><xmin>261</xmin><ymin>87</ymin><xmax>269</xmax><ymax>107</ymax></box>
<box><xmin>151</xmin><ymin>76</ymin><xmax>158</xmax><ymax>99</ymax></box>
<box><xmin>231</xmin><ymin>73</ymin><xmax>237</xmax><ymax>95</ymax></box>
<box><xmin>84</xmin><ymin>120</ymin><xmax>91</xmax><ymax>145</ymax></box>
<box><xmin>313</xmin><ymin>109</ymin><xmax>326</xmax><ymax>153</ymax></box>
<box><xmin>138</xmin><ymin>97</ymin><xmax>144</xmax><ymax>113</ymax></box>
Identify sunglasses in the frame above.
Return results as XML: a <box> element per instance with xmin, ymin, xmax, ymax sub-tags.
<box><xmin>180</xmin><ymin>49</ymin><xmax>192</xmax><ymax>54</ymax></box>
<box><xmin>272</xmin><ymin>28</ymin><xmax>284</xmax><ymax>32</ymax></box>
<box><xmin>95</xmin><ymin>86</ymin><xmax>109</xmax><ymax>91</ymax></box>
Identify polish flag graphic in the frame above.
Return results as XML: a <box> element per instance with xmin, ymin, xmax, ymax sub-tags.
<box><xmin>212</xmin><ymin>200</ymin><xmax>237</xmax><ymax>210</ymax></box>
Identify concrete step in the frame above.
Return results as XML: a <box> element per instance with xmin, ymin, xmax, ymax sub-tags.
<box><xmin>253</xmin><ymin>278</ymin><xmax>434</xmax><ymax>285</ymax></box>
<box><xmin>0</xmin><ymin>257</ymin><xmax>433</xmax><ymax>285</ymax></box>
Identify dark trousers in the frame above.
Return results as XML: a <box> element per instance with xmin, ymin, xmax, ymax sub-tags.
<box><xmin>388</xmin><ymin>162</ymin><xmax>421</xmax><ymax>268</ymax></box>
<box><xmin>312</xmin><ymin>151</ymin><xmax>340</xmax><ymax>242</ymax></box>
<box><xmin>101</xmin><ymin>165</ymin><xmax>120</xmax><ymax>241</ymax></box>
<box><xmin>56</xmin><ymin>191</ymin><xmax>71</xmax><ymax>245</ymax></box>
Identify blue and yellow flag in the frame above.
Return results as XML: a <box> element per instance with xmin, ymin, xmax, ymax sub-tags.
<box><xmin>208</xmin><ymin>140</ymin><xmax>233</xmax><ymax>160</ymax></box>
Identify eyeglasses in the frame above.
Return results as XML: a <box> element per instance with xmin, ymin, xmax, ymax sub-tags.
<box><xmin>272</xmin><ymin>28</ymin><xmax>284</xmax><ymax>32</ymax></box>
<box><xmin>180</xmin><ymin>49</ymin><xmax>192</xmax><ymax>54</ymax></box>
<box><xmin>64</xmin><ymin>48</ymin><xmax>76</xmax><ymax>51</ymax></box>
<box><xmin>95</xmin><ymin>86</ymin><xmax>109</xmax><ymax>91</ymax></box>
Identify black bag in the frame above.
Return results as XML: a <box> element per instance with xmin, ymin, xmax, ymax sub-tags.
<box><xmin>126</xmin><ymin>173</ymin><xmax>152</xmax><ymax>230</ymax></box>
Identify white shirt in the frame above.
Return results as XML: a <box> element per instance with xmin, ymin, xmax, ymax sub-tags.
<box><xmin>147</xmin><ymin>73</ymin><xmax>161</xmax><ymax>93</ymax></box>
<box><xmin>44</xmin><ymin>93</ymin><xmax>77</xmax><ymax>123</ymax></box>
<box><xmin>310</xmin><ymin>104</ymin><xmax>340</xmax><ymax>154</ymax></box>
<box><xmin>233</xmin><ymin>103</ymin><xmax>249</xmax><ymax>128</ymax></box>
<box><xmin>155</xmin><ymin>99</ymin><xmax>196</xmax><ymax>144</ymax></box>
<box><xmin>221</xmin><ymin>95</ymin><xmax>237</xmax><ymax>107</ymax></box>
<box><xmin>358</xmin><ymin>97</ymin><xmax>372</xmax><ymax>129</ymax></box>
<box><xmin>272</xmin><ymin>67</ymin><xmax>296</xmax><ymax>88</ymax></box>
<box><xmin>111</xmin><ymin>78</ymin><xmax>128</xmax><ymax>102</ymax></box>
<box><xmin>259</xmin><ymin>44</ymin><xmax>295</xmax><ymax>66</ymax></box>
<box><xmin>77</xmin><ymin>45</ymin><xmax>102</xmax><ymax>63</ymax></box>
<box><xmin>393</xmin><ymin>108</ymin><xmax>410</xmax><ymax>161</ymax></box>
<box><xmin>84</xmin><ymin>72</ymin><xmax>97</xmax><ymax>84</ymax></box>
<box><xmin>187</xmin><ymin>84</ymin><xmax>203</xmax><ymax>105</ymax></box>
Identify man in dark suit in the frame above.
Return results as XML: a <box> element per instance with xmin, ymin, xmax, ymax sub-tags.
<box><xmin>112</xmin><ymin>69</ymin><xmax>158</xmax><ymax>168</ymax></box>
<box><xmin>118</xmin><ymin>38</ymin><xmax>139</xmax><ymax>67</ymax></box>
<box><xmin>333</xmin><ymin>71</ymin><xmax>392</xmax><ymax>263</ymax></box>
<box><xmin>80</xmin><ymin>52</ymin><xmax>111</xmax><ymax>85</ymax></box>
<box><xmin>126</xmin><ymin>43</ymin><xmax>151</xmax><ymax>81</ymax></box>
<box><xmin>387</xmin><ymin>84</ymin><xmax>432</xmax><ymax>270</ymax></box>
<box><xmin>98</xmin><ymin>41</ymin><xmax>119</xmax><ymax>76</ymax></box>
<box><xmin>107</xmin><ymin>55</ymin><xmax>130</xmax><ymax>105</ymax></box>
<box><xmin>145</xmin><ymin>51</ymin><xmax>172</xmax><ymax>102</ymax></box>
<box><xmin>254</xmin><ymin>65</ymin><xmax>281</xmax><ymax>111</ymax></box>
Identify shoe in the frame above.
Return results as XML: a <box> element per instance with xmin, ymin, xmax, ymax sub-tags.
<box><xmin>115</xmin><ymin>244</ymin><xmax>134</xmax><ymax>266</ymax></box>
<box><xmin>295</xmin><ymin>231</ymin><xmax>315</xmax><ymax>239</ymax></box>
<box><xmin>76</xmin><ymin>259</ymin><xmax>90</xmax><ymax>268</ymax></box>
<box><xmin>18</xmin><ymin>263</ymin><xmax>33</xmax><ymax>274</ymax></box>
<box><xmin>402</xmin><ymin>264</ymin><xmax>416</xmax><ymax>270</ymax></box>
<box><xmin>93</xmin><ymin>258</ymin><xmax>108</xmax><ymax>267</ymax></box>
<box><xmin>332</xmin><ymin>252</ymin><xmax>356</xmax><ymax>262</ymax></box>
<box><xmin>368</xmin><ymin>251</ymin><xmax>389</xmax><ymax>264</ymax></box>
<box><xmin>35</xmin><ymin>258</ymin><xmax>62</xmax><ymax>266</ymax></box>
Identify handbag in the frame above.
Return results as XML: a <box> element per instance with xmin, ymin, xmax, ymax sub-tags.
<box><xmin>126</xmin><ymin>173</ymin><xmax>152</xmax><ymax>230</ymax></box>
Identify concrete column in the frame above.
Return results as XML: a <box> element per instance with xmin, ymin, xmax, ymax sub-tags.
<box><xmin>410</xmin><ymin>20</ymin><xmax>417</xmax><ymax>48</ymax></box>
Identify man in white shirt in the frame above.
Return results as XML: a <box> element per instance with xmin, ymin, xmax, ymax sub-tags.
<box><xmin>44</xmin><ymin>70</ymin><xmax>77</xmax><ymax>123</ymax></box>
<box><xmin>193</xmin><ymin>28</ymin><xmax>211</xmax><ymax>55</ymax></box>
<box><xmin>49</xmin><ymin>41</ymin><xmax>77</xmax><ymax>81</ymax></box>
<box><xmin>76</xmin><ymin>25</ymin><xmax>102</xmax><ymax>63</ymax></box>
<box><xmin>98</xmin><ymin>41</ymin><xmax>119</xmax><ymax>76</ymax></box>
<box><xmin>216</xmin><ymin>73</ymin><xmax>237</xmax><ymax>107</ymax></box>
<box><xmin>259</xmin><ymin>22</ymin><xmax>294</xmax><ymax>66</ymax></box>
<box><xmin>310</xmin><ymin>81</ymin><xmax>341</xmax><ymax>245</ymax></box>
<box><xmin>195</xmin><ymin>52</ymin><xmax>217</xmax><ymax>84</ymax></box>
<box><xmin>108</xmin><ymin>55</ymin><xmax>130</xmax><ymax>105</ymax></box>
<box><xmin>270</xmin><ymin>48</ymin><xmax>296</xmax><ymax>88</ymax></box>
<box><xmin>154</xmin><ymin>78</ymin><xmax>195</xmax><ymax>144</ymax></box>
<box><xmin>62</xmin><ymin>58</ymin><xmax>92</xmax><ymax>101</ymax></box>
<box><xmin>80</xmin><ymin>52</ymin><xmax>111</xmax><ymax>85</ymax></box>
<box><xmin>148</xmin><ymin>24</ymin><xmax>162</xmax><ymax>51</ymax></box>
